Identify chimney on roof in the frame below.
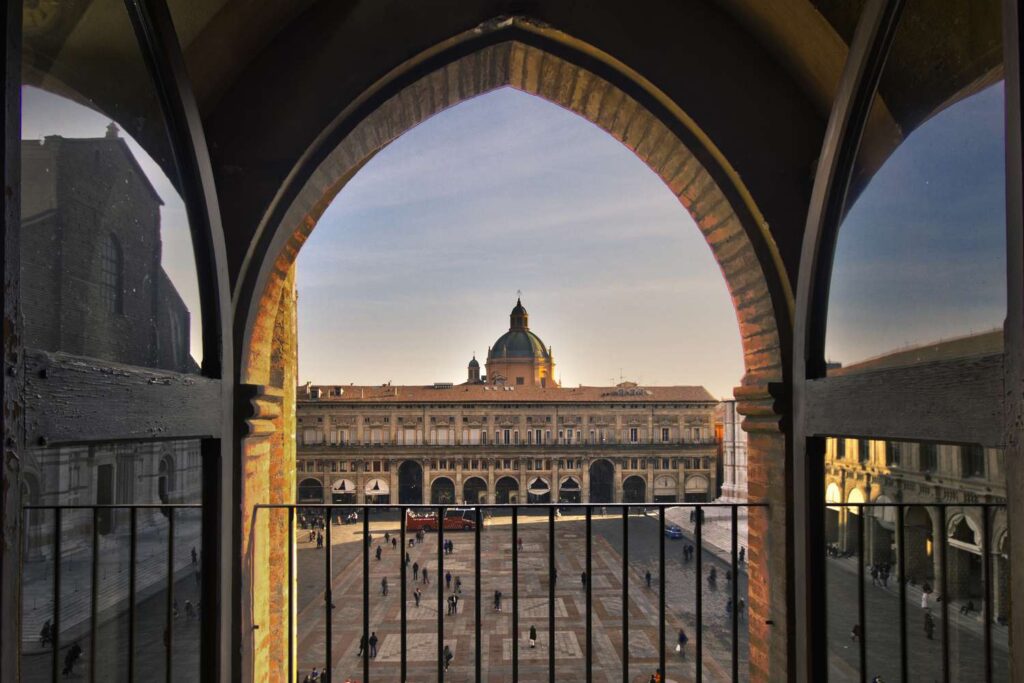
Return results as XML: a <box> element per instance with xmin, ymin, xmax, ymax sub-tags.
<box><xmin>105</xmin><ymin>122</ymin><xmax>120</xmax><ymax>139</ymax></box>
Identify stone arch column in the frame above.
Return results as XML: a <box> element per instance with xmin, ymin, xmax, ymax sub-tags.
<box><xmin>239</xmin><ymin>37</ymin><xmax>789</xmax><ymax>682</ymax></box>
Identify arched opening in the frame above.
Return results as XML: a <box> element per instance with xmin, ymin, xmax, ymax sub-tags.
<box><xmin>527</xmin><ymin>476</ymin><xmax>551</xmax><ymax>504</ymax></box>
<box><xmin>947</xmin><ymin>514</ymin><xmax>984</xmax><ymax>602</ymax></box>
<box><xmin>996</xmin><ymin>530</ymin><xmax>1010</xmax><ymax>623</ymax></box>
<box><xmin>589</xmin><ymin>460</ymin><xmax>614</xmax><ymax>504</ymax></box>
<box><xmin>653</xmin><ymin>475</ymin><xmax>678</xmax><ymax>503</ymax></box>
<box><xmin>868</xmin><ymin>494</ymin><xmax>896</xmax><ymax>567</ymax></box>
<box><xmin>158</xmin><ymin>453</ymin><xmax>175</xmax><ymax>518</ymax></box>
<box><xmin>463</xmin><ymin>477</ymin><xmax>487</xmax><ymax>505</ymax></box>
<box><xmin>904</xmin><ymin>506</ymin><xmax>934</xmax><ymax>585</ymax></box>
<box><xmin>398</xmin><ymin>461</ymin><xmax>423</xmax><ymax>504</ymax></box>
<box><xmin>845</xmin><ymin>488</ymin><xmax>866</xmax><ymax>552</ymax></box>
<box><xmin>298</xmin><ymin>478</ymin><xmax>324</xmax><ymax>503</ymax></box>
<box><xmin>622</xmin><ymin>475</ymin><xmax>646</xmax><ymax>504</ymax></box>
<box><xmin>364</xmin><ymin>478</ymin><xmax>391</xmax><ymax>504</ymax></box>
<box><xmin>495</xmin><ymin>476</ymin><xmax>520</xmax><ymax>505</ymax></box>
<box><xmin>237</xmin><ymin>36</ymin><xmax>788</xmax><ymax>681</ymax></box>
<box><xmin>430</xmin><ymin>477</ymin><xmax>455</xmax><ymax>504</ymax></box>
<box><xmin>684</xmin><ymin>474</ymin><xmax>710</xmax><ymax>503</ymax></box>
<box><xmin>331</xmin><ymin>478</ymin><xmax>357</xmax><ymax>504</ymax></box>
<box><xmin>558</xmin><ymin>476</ymin><xmax>581</xmax><ymax>504</ymax></box>
<box><xmin>825</xmin><ymin>482</ymin><xmax>842</xmax><ymax>546</ymax></box>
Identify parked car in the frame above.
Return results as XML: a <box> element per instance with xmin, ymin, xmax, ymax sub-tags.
<box><xmin>405</xmin><ymin>508</ymin><xmax>478</xmax><ymax>532</ymax></box>
<box><xmin>664</xmin><ymin>523</ymin><xmax>684</xmax><ymax>539</ymax></box>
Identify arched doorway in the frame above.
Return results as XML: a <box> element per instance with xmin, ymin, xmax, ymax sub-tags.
<box><xmin>948</xmin><ymin>515</ymin><xmax>983</xmax><ymax>601</ymax></box>
<box><xmin>623</xmin><ymin>475</ymin><xmax>646</xmax><ymax>504</ymax></box>
<box><xmin>684</xmin><ymin>475</ymin><xmax>710</xmax><ymax>503</ymax></box>
<box><xmin>845</xmin><ymin>488</ymin><xmax>865</xmax><ymax>552</ymax></box>
<box><xmin>589</xmin><ymin>460</ymin><xmax>614</xmax><ymax>504</ymax></box>
<box><xmin>559</xmin><ymin>476</ymin><xmax>581</xmax><ymax>504</ymax></box>
<box><xmin>527</xmin><ymin>476</ymin><xmax>551</xmax><ymax>504</ymax></box>
<box><xmin>868</xmin><ymin>495</ymin><xmax>896</xmax><ymax>566</ymax></box>
<box><xmin>495</xmin><ymin>476</ymin><xmax>519</xmax><ymax>505</ymax></box>
<box><xmin>430</xmin><ymin>477</ymin><xmax>455</xmax><ymax>504</ymax></box>
<box><xmin>398</xmin><ymin>460</ymin><xmax>423</xmax><ymax>504</ymax></box>
<box><xmin>904</xmin><ymin>506</ymin><xmax>934</xmax><ymax>584</ymax></box>
<box><xmin>824</xmin><ymin>482</ymin><xmax>842</xmax><ymax>546</ymax></box>
<box><xmin>331</xmin><ymin>478</ymin><xmax>357</xmax><ymax>504</ymax></box>
<box><xmin>298</xmin><ymin>478</ymin><xmax>324</xmax><ymax>503</ymax></box>
<box><xmin>653</xmin><ymin>475</ymin><xmax>677</xmax><ymax>503</ymax></box>
<box><xmin>463</xmin><ymin>477</ymin><xmax>487</xmax><ymax>504</ymax></box>
<box><xmin>365</xmin><ymin>478</ymin><xmax>391</xmax><ymax>504</ymax></box>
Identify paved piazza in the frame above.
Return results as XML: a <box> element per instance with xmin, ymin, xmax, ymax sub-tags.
<box><xmin>295</xmin><ymin>511</ymin><xmax>746</xmax><ymax>682</ymax></box>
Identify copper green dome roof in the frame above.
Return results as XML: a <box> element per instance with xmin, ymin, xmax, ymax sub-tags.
<box><xmin>488</xmin><ymin>298</ymin><xmax>551</xmax><ymax>360</ymax></box>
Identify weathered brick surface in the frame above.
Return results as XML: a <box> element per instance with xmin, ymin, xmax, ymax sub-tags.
<box><xmin>242</xmin><ymin>41</ymin><xmax>789</xmax><ymax>681</ymax></box>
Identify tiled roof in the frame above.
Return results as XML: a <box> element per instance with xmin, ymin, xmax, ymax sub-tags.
<box><xmin>300</xmin><ymin>383</ymin><xmax>717</xmax><ymax>404</ymax></box>
<box><xmin>829</xmin><ymin>329</ymin><xmax>1003</xmax><ymax>376</ymax></box>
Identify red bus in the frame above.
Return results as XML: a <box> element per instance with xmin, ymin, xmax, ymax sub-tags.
<box><xmin>405</xmin><ymin>508</ymin><xmax>478</xmax><ymax>532</ymax></box>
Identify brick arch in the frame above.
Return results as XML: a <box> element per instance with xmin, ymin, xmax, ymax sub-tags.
<box><xmin>241</xmin><ymin>40</ymin><xmax>785</xmax><ymax>389</ymax></box>
<box><xmin>240</xmin><ymin>36</ymin><xmax>792</xmax><ymax>681</ymax></box>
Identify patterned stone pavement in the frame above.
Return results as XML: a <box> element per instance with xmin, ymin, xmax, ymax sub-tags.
<box><xmin>296</xmin><ymin>512</ymin><xmax>745</xmax><ymax>682</ymax></box>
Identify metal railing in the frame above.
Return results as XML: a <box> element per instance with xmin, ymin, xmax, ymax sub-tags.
<box><xmin>298</xmin><ymin>439</ymin><xmax>721</xmax><ymax>450</ymax></box>
<box><xmin>826</xmin><ymin>502</ymin><xmax>1007</xmax><ymax>683</ymax></box>
<box><xmin>258</xmin><ymin>501</ymin><xmax>766</xmax><ymax>683</ymax></box>
<box><xmin>22</xmin><ymin>503</ymin><xmax>201</xmax><ymax>683</ymax></box>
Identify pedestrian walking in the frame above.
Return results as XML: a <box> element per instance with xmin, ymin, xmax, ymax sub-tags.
<box><xmin>357</xmin><ymin>634</ymin><xmax>367</xmax><ymax>658</ymax></box>
<box><xmin>308</xmin><ymin>667</ymin><xmax>320</xmax><ymax>682</ymax></box>
<box><xmin>191</xmin><ymin>546</ymin><xmax>198</xmax><ymax>568</ymax></box>
<box><xmin>494</xmin><ymin>590</ymin><xmax>503</xmax><ymax>612</ymax></box>
<box><xmin>445</xmin><ymin>570</ymin><xmax>452</xmax><ymax>591</ymax></box>
<box><xmin>185</xmin><ymin>600</ymin><xmax>196</xmax><ymax>620</ymax></box>
<box><xmin>870</xmin><ymin>565</ymin><xmax>879</xmax><ymax>586</ymax></box>
<box><xmin>726</xmin><ymin>599</ymin><xmax>733</xmax><ymax>614</ymax></box>
<box><xmin>924</xmin><ymin>609</ymin><xmax>935</xmax><ymax>640</ymax></box>
<box><xmin>645</xmin><ymin>570</ymin><xmax>652</xmax><ymax>589</ymax></box>
<box><xmin>726</xmin><ymin>569</ymin><xmax>732</xmax><ymax>583</ymax></box>
<box><xmin>40</xmin><ymin>620</ymin><xmax>52</xmax><ymax>648</ymax></box>
<box><xmin>581</xmin><ymin>571</ymin><xmax>587</xmax><ymax>588</ymax></box>
<box><xmin>381</xmin><ymin>576</ymin><xmax>388</xmax><ymax>596</ymax></box>
<box><xmin>677</xmin><ymin>629</ymin><xmax>688</xmax><ymax>659</ymax></box>
<box><xmin>851</xmin><ymin>623</ymin><xmax>861</xmax><ymax>642</ymax></box>
<box><xmin>739</xmin><ymin>547</ymin><xmax>745</xmax><ymax>564</ymax></box>
<box><xmin>375</xmin><ymin>545</ymin><xmax>382</xmax><ymax>561</ymax></box>
<box><xmin>708</xmin><ymin>567</ymin><xmax>717</xmax><ymax>589</ymax></box>
<box><xmin>62</xmin><ymin>641</ymin><xmax>83</xmax><ymax>677</ymax></box>
<box><xmin>369</xmin><ymin>631</ymin><xmax>379</xmax><ymax>658</ymax></box>
<box><xmin>453</xmin><ymin>594</ymin><xmax>459</xmax><ymax>613</ymax></box>
<box><xmin>392</xmin><ymin>537</ymin><xmax>398</xmax><ymax>550</ymax></box>
<box><xmin>529</xmin><ymin>625</ymin><xmax>537</xmax><ymax>648</ymax></box>
<box><xmin>921</xmin><ymin>590</ymin><xmax>929</xmax><ymax>610</ymax></box>
<box><xmin>422</xmin><ymin>567</ymin><xmax>429</xmax><ymax>584</ymax></box>
<box><xmin>455</xmin><ymin>576</ymin><xmax>462</xmax><ymax>594</ymax></box>
<box><xmin>413</xmin><ymin>561</ymin><xmax>419</xmax><ymax>580</ymax></box>
<box><xmin>385</xmin><ymin>531</ymin><xmax>390</xmax><ymax>544</ymax></box>
<box><xmin>317</xmin><ymin>532</ymin><xmax>323</xmax><ymax>549</ymax></box>
<box><xmin>443</xmin><ymin>644</ymin><xmax>453</xmax><ymax>671</ymax></box>
<box><xmin>414</xmin><ymin>588</ymin><xmax>422</xmax><ymax>607</ymax></box>
<box><xmin>406</xmin><ymin>552</ymin><xmax>411</xmax><ymax>566</ymax></box>
<box><xmin>517</xmin><ymin>537</ymin><xmax>523</xmax><ymax>552</ymax></box>
<box><xmin>738</xmin><ymin>597</ymin><xmax>746</xmax><ymax>619</ymax></box>
<box><xmin>447</xmin><ymin>595</ymin><xmax>455</xmax><ymax>615</ymax></box>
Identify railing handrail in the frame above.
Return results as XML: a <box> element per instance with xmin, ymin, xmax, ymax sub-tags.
<box><xmin>23</xmin><ymin>503</ymin><xmax>202</xmax><ymax>510</ymax></box>
<box><xmin>256</xmin><ymin>501</ymin><xmax>769</xmax><ymax>509</ymax></box>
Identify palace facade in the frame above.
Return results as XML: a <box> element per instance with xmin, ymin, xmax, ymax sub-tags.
<box><xmin>823</xmin><ymin>330</ymin><xmax>1009</xmax><ymax>621</ymax></box>
<box><xmin>296</xmin><ymin>299</ymin><xmax>719</xmax><ymax>506</ymax></box>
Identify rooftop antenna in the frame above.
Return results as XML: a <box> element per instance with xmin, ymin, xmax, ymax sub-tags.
<box><xmin>517</xmin><ymin>288</ymin><xmax>522</xmax><ymax>300</ymax></box>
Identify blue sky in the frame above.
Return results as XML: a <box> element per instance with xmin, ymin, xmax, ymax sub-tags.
<box><xmin>826</xmin><ymin>82</ymin><xmax>1006</xmax><ymax>365</ymax></box>
<box><xmin>297</xmin><ymin>88</ymin><xmax>745</xmax><ymax>398</ymax></box>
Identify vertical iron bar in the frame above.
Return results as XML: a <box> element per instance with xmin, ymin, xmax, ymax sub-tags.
<box><xmin>659</xmin><ymin>506</ymin><xmax>666</xmax><ymax>683</ymax></box>
<box><xmin>438</xmin><ymin>505</ymin><xmax>445</xmax><ymax>683</ymax></box>
<box><xmin>983</xmin><ymin>506</ymin><xmax>993</xmax><ymax>683</ymax></box>
<box><xmin>857</xmin><ymin>505</ymin><xmax>866</xmax><ymax>683</ymax></box>
<box><xmin>731</xmin><ymin>505</ymin><xmax>739</xmax><ymax>682</ymax></box>
<box><xmin>288</xmin><ymin>507</ymin><xmax>294</xmax><ymax>683</ymax></box>
<box><xmin>90</xmin><ymin>508</ymin><xmax>99</xmax><ymax>683</ymax></box>
<box><xmin>52</xmin><ymin>508</ymin><xmax>62</xmax><ymax>683</ymax></box>
<box><xmin>401</xmin><ymin>506</ymin><xmax>407</xmax><ymax>683</ymax></box>
<box><xmin>696</xmin><ymin>505</ymin><xmax>703</xmax><ymax>683</ymax></box>
<box><xmin>326</xmin><ymin>506</ymin><xmax>333</xmax><ymax>681</ymax></box>
<box><xmin>938</xmin><ymin>506</ymin><xmax>950</xmax><ymax>683</ymax></box>
<box><xmin>129</xmin><ymin>507</ymin><xmax>137</xmax><ymax>683</ymax></box>
<box><xmin>586</xmin><ymin>505</ymin><xmax>592</xmax><ymax>683</ymax></box>
<box><xmin>897</xmin><ymin>505</ymin><xmax>907</xmax><ymax>683</ymax></box>
<box><xmin>622</xmin><ymin>505</ymin><xmax>629</xmax><ymax>682</ymax></box>
<box><xmin>475</xmin><ymin>507</ymin><xmax>482</xmax><ymax>683</ymax></box>
<box><xmin>166</xmin><ymin>508</ymin><xmax>175</xmax><ymax>683</ymax></box>
<box><xmin>548</xmin><ymin>506</ymin><xmax>555</xmax><ymax>683</ymax></box>
<box><xmin>512</xmin><ymin>506</ymin><xmax>519</xmax><ymax>683</ymax></box>
<box><xmin>363</xmin><ymin>506</ymin><xmax>369</xmax><ymax>683</ymax></box>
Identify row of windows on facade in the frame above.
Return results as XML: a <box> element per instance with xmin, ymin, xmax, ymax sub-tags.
<box><xmin>296</xmin><ymin>456</ymin><xmax>711</xmax><ymax>473</ymax></box>
<box><xmin>300</xmin><ymin>425</ymin><xmax>708</xmax><ymax>446</ymax></box>
<box><xmin>830</xmin><ymin>439</ymin><xmax>989</xmax><ymax>478</ymax></box>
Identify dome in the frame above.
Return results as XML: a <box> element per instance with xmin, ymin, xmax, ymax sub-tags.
<box><xmin>490</xmin><ymin>329</ymin><xmax>550</xmax><ymax>360</ymax></box>
<box><xmin>487</xmin><ymin>297</ymin><xmax>550</xmax><ymax>360</ymax></box>
<box><xmin>468</xmin><ymin>356</ymin><xmax>480</xmax><ymax>368</ymax></box>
